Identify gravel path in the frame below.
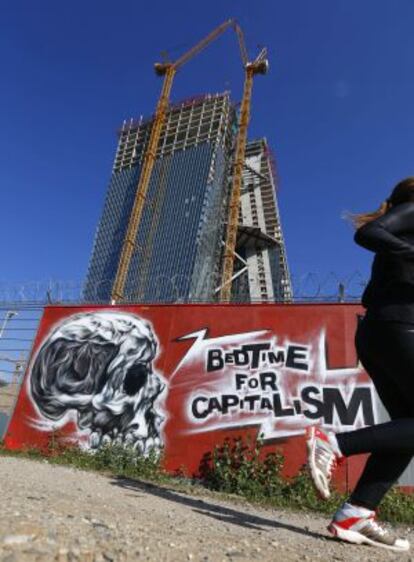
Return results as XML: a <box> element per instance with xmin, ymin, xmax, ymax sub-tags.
<box><xmin>0</xmin><ymin>457</ymin><xmax>412</xmax><ymax>562</ymax></box>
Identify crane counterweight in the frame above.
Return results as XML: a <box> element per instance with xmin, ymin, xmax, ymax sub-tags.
<box><xmin>154</xmin><ymin>62</ymin><xmax>172</xmax><ymax>76</ymax></box>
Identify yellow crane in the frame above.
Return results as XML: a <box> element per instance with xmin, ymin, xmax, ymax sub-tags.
<box><xmin>111</xmin><ymin>19</ymin><xmax>249</xmax><ymax>303</ymax></box>
<box><xmin>219</xmin><ymin>49</ymin><xmax>269</xmax><ymax>302</ymax></box>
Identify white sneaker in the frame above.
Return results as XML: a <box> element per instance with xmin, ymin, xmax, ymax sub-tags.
<box><xmin>306</xmin><ymin>426</ymin><xmax>340</xmax><ymax>499</ymax></box>
<box><xmin>329</xmin><ymin>506</ymin><xmax>410</xmax><ymax>551</ymax></box>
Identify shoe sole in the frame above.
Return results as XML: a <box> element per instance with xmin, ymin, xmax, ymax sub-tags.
<box><xmin>328</xmin><ymin>523</ymin><xmax>410</xmax><ymax>552</ymax></box>
<box><xmin>306</xmin><ymin>426</ymin><xmax>330</xmax><ymax>500</ymax></box>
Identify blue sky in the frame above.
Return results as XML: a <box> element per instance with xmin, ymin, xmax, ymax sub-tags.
<box><xmin>1</xmin><ymin>0</ymin><xmax>414</xmax><ymax>298</ymax></box>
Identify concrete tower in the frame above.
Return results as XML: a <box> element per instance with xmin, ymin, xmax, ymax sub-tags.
<box><xmin>231</xmin><ymin>138</ymin><xmax>292</xmax><ymax>302</ymax></box>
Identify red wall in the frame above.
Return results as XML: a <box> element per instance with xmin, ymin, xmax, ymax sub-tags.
<box><xmin>5</xmin><ymin>303</ymin><xmax>373</xmax><ymax>493</ymax></box>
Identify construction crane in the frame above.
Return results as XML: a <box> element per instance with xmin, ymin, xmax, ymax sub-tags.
<box><xmin>219</xmin><ymin>48</ymin><xmax>269</xmax><ymax>303</ymax></box>
<box><xmin>111</xmin><ymin>19</ymin><xmax>249</xmax><ymax>302</ymax></box>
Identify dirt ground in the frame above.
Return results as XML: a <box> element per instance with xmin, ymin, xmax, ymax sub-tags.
<box><xmin>0</xmin><ymin>457</ymin><xmax>412</xmax><ymax>562</ymax></box>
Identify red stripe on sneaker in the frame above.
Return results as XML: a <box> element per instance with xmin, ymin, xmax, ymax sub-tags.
<box><xmin>315</xmin><ymin>428</ymin><xmax>328</xmax><ymax>440</ymax></box>
<box><xmin>335</xmin><ymin>516</ymin><xmax>363</xmax><ymax>530</ymax></box>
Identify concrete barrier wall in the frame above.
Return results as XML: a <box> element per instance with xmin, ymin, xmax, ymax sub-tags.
<box><xmin>3</xmin><ymin>303</ymin><xmax>392</xmax><ymax>492</ymax></box>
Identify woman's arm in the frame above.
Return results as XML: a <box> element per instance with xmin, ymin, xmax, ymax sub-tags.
<box><xmin>354</xmin><ymin>202</ymin><xmax>414</xmax><ymax>258</ymax></box>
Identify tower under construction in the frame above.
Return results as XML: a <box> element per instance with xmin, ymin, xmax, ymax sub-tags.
<box><xmin>84</xmin><ymin>95</ymin><xmax>292</xmax><ymax>304</ymax></box>
<box><xmin>84</xmin><ymin>93</ymin><xmax>236</xmax><ymax>303</ymax></box>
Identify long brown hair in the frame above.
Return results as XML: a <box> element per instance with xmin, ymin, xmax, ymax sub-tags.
<box><xmin>347</xmin><ymin>177</ymin><xmax>414</xmax><ymax>229</ymax></box>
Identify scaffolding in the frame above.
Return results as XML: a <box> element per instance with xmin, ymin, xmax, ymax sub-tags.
<box><xmin>114</xmin><ymin>93</ymin><xmax>234</xmax><ymax>172</ymax></box>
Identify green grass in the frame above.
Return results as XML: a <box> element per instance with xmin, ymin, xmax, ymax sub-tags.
<box><xmin>0</xmin><ymin>440</ymin><xmax>168</xmax><ymax>482</ymax></box>
<box><xmin>1</xmin><ymin>436</ymin><xmax>413</xmax><ymax>525</ymax></box>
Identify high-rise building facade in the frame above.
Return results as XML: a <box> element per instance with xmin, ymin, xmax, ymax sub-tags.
<box><xmin>232</xmin><ymin>138</ymin><xmax>292</xmax><ymax>302</ymax></box>
<box><xmin>84</xmin><ymin>93</ymin><xmax>236</xmax><ymax>303</ymax></box>
<box><xmin>84</xmin><ymin>94</ymin><xmax>291</xmax><ymax>304</ymax></box>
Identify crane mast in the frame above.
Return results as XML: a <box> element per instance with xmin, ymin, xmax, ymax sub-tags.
<box><xmin>111</xmin><ymin>66</ymin><xmax>175</xmax><ymax>301</ymax></box>
<box><xmin>111</xmin><ymin>19</ymin><xmax>243</xmax><ymax>303</ymax></box>
<box><xmin>219</xmin><ymin>51</ymin><xmax>268</xmax><ymax>302</ymax></box>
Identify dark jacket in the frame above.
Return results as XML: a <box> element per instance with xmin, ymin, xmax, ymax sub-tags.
<box><xmin>355</xmin><ymin>202</ymin><xmax>414</xmax><ymax>322</ymax></box>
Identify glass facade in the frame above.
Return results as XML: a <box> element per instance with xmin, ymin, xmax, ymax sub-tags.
<box><xmin>84</xmin><ymin>93</ymin><xmax>235</xmax><ymax>303</ymax></box>
<box><xmin>84</xmin><ymin>167</ymin><xmax>141</xmax><ymax>302</ymax></box>
<box><xmin>126</xmin><ymin>143</ymin><xmax>229</xmax><ymax>302</ymax></box>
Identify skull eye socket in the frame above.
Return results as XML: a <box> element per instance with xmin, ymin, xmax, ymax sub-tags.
<box><xmin>123</xmin><ymin>363</ymin><xmax>149</xmax><ymax>396</ymax></box>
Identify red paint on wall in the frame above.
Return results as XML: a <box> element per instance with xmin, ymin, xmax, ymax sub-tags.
<box><xmin>4</xmin><ymin>303</ymin><xmax>373</xmax><ymax>493</ymax></box>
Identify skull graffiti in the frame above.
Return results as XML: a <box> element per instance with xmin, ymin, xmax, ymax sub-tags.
<box><xmin>29</xmin><ymin>311</ymin><xmax>166</xmax><ymax>452</ymax></box>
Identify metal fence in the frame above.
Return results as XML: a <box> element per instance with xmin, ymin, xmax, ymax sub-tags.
<box><xmin>0</xmin><ymin>272</ymin><xmax>367</xmax><ymax>306</ymax></box>
<box><xmin>0</xmin><ymin>306</ymin><xmax>43</xmax><ymax>438</ymax></box>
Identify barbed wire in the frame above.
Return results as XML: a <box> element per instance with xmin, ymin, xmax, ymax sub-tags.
<box><xmin>0</xmin><ymin>272</ymin><xmax>368</xmax><ymax>305</ymax></box>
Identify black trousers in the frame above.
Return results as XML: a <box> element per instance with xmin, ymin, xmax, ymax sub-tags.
<box><xmin>336</xmin><ymin>315</ymin><xmax>414</xmax><ymax>510</ymax></box>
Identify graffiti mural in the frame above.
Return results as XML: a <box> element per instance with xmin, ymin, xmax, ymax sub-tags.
<box><xmin>176</xmin><ymin>328</ymin><xmax>375</xmax><ymax>439</ymax></box>
<box><xmin>5</xmin><ymin>303</ymin><xmax>377</xmax><ymax>488</ymax></box>
<box><xmin>28</xmin><ymin>311</ymin><xmax>166</xmax><ymax>452</ymax></box>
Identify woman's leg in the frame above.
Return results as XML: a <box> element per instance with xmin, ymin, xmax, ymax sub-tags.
<box><xmin>347</xmin><ymin>452</ymin><xmax>412</xmax><ymax>510</ymax></box>
<box><xmin>306</xmin><ymin>317</ymin><xmax>413</xmax><ymax>549</ymax></box>
<box><xmin>334</xmin><ymin>317</ymin><xmax>414</xmax><ymax>509</ymax></box>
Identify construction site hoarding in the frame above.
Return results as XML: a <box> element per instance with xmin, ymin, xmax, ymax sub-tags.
<box><xmin>4</xmin><ymin>302</ymin><xmax>395</xmax><ymax>492</ymax></box>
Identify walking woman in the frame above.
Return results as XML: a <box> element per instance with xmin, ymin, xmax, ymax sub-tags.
<box><xmin>306</xmin><ymin>177</ymin><xmax>414</xmax><ymax>551</ymax></box>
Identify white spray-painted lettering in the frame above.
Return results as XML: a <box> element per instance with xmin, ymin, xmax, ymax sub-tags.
<box><xmin>176</xmin><ymin>328</ymin><xmax>376</xmax><ymax>440</ymax></box>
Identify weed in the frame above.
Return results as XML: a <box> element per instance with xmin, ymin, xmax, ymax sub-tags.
<box><xmin>200</xmin><ymin>436</ymin><xmax>285</xmax><ymax>501</ymax></box>
<box><xmin>379</xmin><ymin>488</ymin><xmax>414</xmax><ymax>524</ymax></box>
<box><xmin>0</xmin><ymin>440</ymin><xmax>166</xmax><ymax>482</ymax></box>
<box><xmin>200</xmin><ymin>437</ymin><xmax>414</xmax><ymax>524</ymax></box>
